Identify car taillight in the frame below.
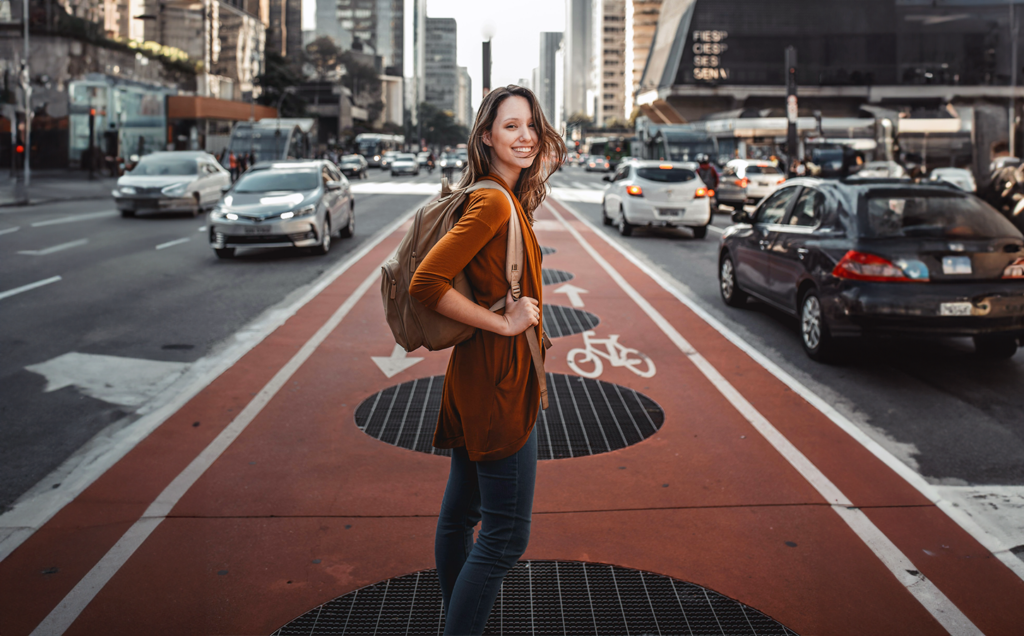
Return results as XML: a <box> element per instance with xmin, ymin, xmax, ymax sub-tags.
<box><xmin>776</xmin><ymin>178</ymin><xmax>786</xmax><ymax>185</ymax></box>
<box><xmin>626</xmin><ymin>185</ymin><xmax>643</xmax><ymax>197</ymax></box>
<box><xmin>708</xmin><ymin>189</ymin><xmax>715</xmax><ymax>197</ymax></box>
<box><xmin>694</xmin><ymin>187</ymin><xmax>707</xmax><ymax>198</ymax></box>
<box><xmin>832</xmin><ymin>250</ymin><xmax>920</xmax><ymax>282</ymax></box>
<box><xmin>736</xmin><ymin>177</ymin><xmax>749</xmax><ymax>188</ymax></box>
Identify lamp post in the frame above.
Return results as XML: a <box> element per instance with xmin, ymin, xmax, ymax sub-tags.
<box><xmin>1011</xmin><ymin>0</ymin><xmax>1018</xmax><ymax>157</ymax></box>
<box><xmin>21</xmin><ymin>0</ymin><xmax>30</xmax><ymax>193</ymax></box>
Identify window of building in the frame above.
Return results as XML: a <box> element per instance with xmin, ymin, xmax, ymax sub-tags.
<box><xmin>338</xmin><ymin>9</ymin><xmax>353</xmax><ymax>17</ymax></box>
<box><xmin>354</xmin><ymin>9</ymin><xmax>371</xmax><ymax>18</ymax></box>
<box><xmin>341</xmin><ymin>20</ymin><xmax>354</xmax><ymax>28</ymax></box>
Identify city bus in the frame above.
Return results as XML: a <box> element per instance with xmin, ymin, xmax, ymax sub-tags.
<box><xmin>224</xmin><ymin>118</ymin><xmax>317</xmax><ymax>165</ymax></box>
<box><xmin>355</xmin><ymin>133</ymin><xmax>405</xmax><ymax>167</ymax></box>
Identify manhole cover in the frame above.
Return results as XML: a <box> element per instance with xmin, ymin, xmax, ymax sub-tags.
<box><xmin>272</xmin><ymin>561</ymin><xmax>797</xmax><ymax>635</ymax></box>
<box><xmin>542</xmin><ymin>268</ymin><xmax>574</xmax><ymax>285</ymax></box>
<box><xmin>543</xmin><ymin>304</ymin><xmax>599</xmax><ymax>338</ymax></box>
<box><xmin>540</xmin><ymin>245</ymin><xmax>556</xmax><ymax>256</ymax></box>
<box><xmin>354</xmin><ymin>374</ymin><xmax>664</xmax><ymax>459</ymax></box>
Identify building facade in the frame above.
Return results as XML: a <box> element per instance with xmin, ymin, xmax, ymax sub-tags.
<box><xmin>538</xmin><ymin>32</ymin><xmax>563</xmax><ymax>125</ymax></box>
<box><xmin>624</xmin><ymin>0</ymin><xmax>661</xmax><ymax>120</ymax></box>
<box><xmin>563</xmin><ymin>0</ymin><xmax>592</xmax><ymax>121</ymax></box>
<box><xmin>592</xmin><ymin>0</ymin><xmax>626</xmax><ymax>127</ymax></box>
<box><xmin>267</xmin><ymin>0</ymin><xmax>302</xmax><ymax>59</ymax></box>
<box><xmin>424</xmin><ymin>17</ymin><xmax>457</xmax><ymax>113</ymax></box>
<box><xmin>456</xmin><ymin>66</ymin><xmax>473</xmax><ymax>127</ymax></box>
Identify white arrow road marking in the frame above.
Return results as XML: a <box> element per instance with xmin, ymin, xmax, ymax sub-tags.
<box><xmin>554</xmin><ymin>283</ymin><xmax>589</xmax><ymax>308</ymax></box>
<box><xmin>0</xmin><ymin>276</ymin><xmax>62</xmax><ymax>301</ymax></box>
<box><xmin>371</xmin><ymin>344</ymin><xmax>424</xmax><ymax>379</ymax></box>
<box><xmin>17</xmin><ymin>239</ymin><xmax>89</xmax><ymax>256</ymax></box>
<box><xmin>156</xmin><ymin>237</ymin><xmax>190</xmax><ymax>250</ymax></box>
<box><xmin>0</xmin><ymin>226</ymin><xmax>20</xmax><ymax>236</ymax></box>
<box><xmin>26</xmin><ymin>352</ymin><xmax>189</xmax><ymax>407</ymax></box>
<box><xmin>30</xmin><ymin>211</ymin><xmax>118</xmax><ymax>227</ymax></box>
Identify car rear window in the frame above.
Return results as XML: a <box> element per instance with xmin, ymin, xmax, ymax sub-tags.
<box><xmin>131</xmin><ymin>157</ymin><xmax>197</xmax><ymax>176</ymax></box>
<box><xmin>636</xmin><ymin>167</ymin><xmax>696</xmax><ymax>183</ymax></box>
<box><xmin>863</xmin><ymin>193</ymin><xmax>1021</xmax><ymax>239</ymax></box>
<box><xmin>234</xmin><ymin>170</ymin><xmax>320</xmax><ymax>192</ymax></box>
<box><xmin>745</xmin><ymin>165</ymin><xmax>780</xmax><ymax>175</ymax></box>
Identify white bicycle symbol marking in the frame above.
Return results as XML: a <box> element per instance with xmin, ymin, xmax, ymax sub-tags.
<box><xmin>566</xmin><ymin>330</ymin><xmax>656</xmax><ymax>379</ymax></box>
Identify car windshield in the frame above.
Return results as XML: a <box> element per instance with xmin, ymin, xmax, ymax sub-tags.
<box><xmin>397</xmin><ymin>154</ymin><xmax>416</xmax><ymax>161</ymax></box>
<box><xmin>746</xmin><ymin>165</ymin><xmax>780</xmax><ymax>175</ymax></box>
<box><xmin>131</xmin><ymin>157</ymin><xmax>197</xmax><ymax>176</ymax></box>
<box><xmin>636</xmin><ymin>167</ymin><xmax>696</xmax><ymax>183</ymax></box>
<box><xmin>340</xmin><ymin>157</ymin><xmax>361</xmax><ymax>164</ymax></box>
<box><xmin>233</xmin><ymin>170</ymin><xmax>320</xmax><ymax>193</ymax></box>
<box><xmin>863</xmin><ymin>193</ymin><xmax>1021</xmax><ymax>239</ymax></box>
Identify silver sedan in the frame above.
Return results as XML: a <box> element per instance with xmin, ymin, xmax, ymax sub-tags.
<box><xmin>208</xmin><ymin>160</ymin><xmax>354</xmax><ymax>259</ymax></box>
<box><xmin>113</xmin><ymin>151</ymin><xmax>231</xmax><ymax>217</ymax></box>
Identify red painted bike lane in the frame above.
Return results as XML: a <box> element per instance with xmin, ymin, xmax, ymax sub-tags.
<box><xmin>1</xmin><ymin>197</ymin><xmax>1022</xmax><ymax>635</ymax></box>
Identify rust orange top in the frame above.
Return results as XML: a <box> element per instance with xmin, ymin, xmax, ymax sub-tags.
<box><xmin>409</xmin><ymin>175</ymin><xmax>544</xmax><ymax>461</ymax></box>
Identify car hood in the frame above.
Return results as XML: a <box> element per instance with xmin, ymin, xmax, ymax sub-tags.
<box><xmin>220</xmin><ymin>189</ymin><xmax>320</xmax><ymax>216</ymax></box>
<box><xmin>118</xmin><ymin>175</ymin><xmax>196</xmax><ymax>188</ymax></box>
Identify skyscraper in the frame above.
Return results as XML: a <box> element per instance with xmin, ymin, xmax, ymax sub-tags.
<box><xmin>624</xmin><ymin>0</ymin><xmax>661</xmax><ymax>119</ymax></box>
<box><xmin>425</xmin><ymin>17</ymin><xmax>458</xmax><ymax>113</ymax></box>
<box><xmin>593</xmin><ymin>0</ymin><xmax>626</xmax><ymax>126</ymax></box>
<box><xmin>456</xmin><ymin>67</ymin><xmax>474</xmax><ymax>127</ymax></box>
<box><xmin>268</xmin><ymin>0</ymin><xmax>302</xmax><ymax>59</ymax></box>
<box><xmin>563</xmin><ymin>0</ymin><xmax>592</xmax><ymax>121</ymax></box>
<box><xmin>538</xmin><ymin>32</ymin><xmax>563</xmax><ymax>124</ymax></box>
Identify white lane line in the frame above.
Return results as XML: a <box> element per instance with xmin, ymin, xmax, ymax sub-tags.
<box><xmin>197</xmin><ymin>225</ymin><xmax>207</xmax><ymax>232</ymax></box>
<box><xmin>548</xmin><ymin>201</ymin><xmax>983</xmax><ymax>636</ymax></box>
<box><xmin>707</xmin><ymin>225</ymin><xmax>724</xmax><ymax>235</ymax></box>
<box><xmin>30</xmin><ymin>211</ymin><xmax>118</xmax><ymax>227</ymax></box>
<box><xmin>29</xmin><ymin>265</ymin><xmax>383</xmax><ymax>636</ymax></box>
<box><xmin>155</xmin><ymin>238</ymin><xmax>190</xmax><ymax>250</ymax></box>
<box><xmin>555</xmin><ymin>195</ymin><xmax>1024</xmax><ymax>583</ymax></box>
<box><xmin>18</xmin><ymin>239</ymin><xmax>89</xmax><ymax>256</ymax></box>
<box><xmin>0</xmin><ymin>276</ymin><xmax>62</xmax><ymax>301</ymax></box>
<box><xmin>0</xmin><ymin>226</ymin><xmax>20</xmax><ymax>236</ymax></box>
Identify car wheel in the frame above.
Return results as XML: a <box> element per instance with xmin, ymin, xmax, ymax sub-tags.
<box><xmin>120</xmin><ymin>209</ymin><xmax>135</xmax><ymax>218</ymax></box>
<box><xmin>690</xmin><ymin>225</ymin><xmax>708</xmax><ymax>239</ymax></box>
<box><xmin>214</xmin><ymin>248</ymin><xmax>235</xmax><ymax>259</ymax></box>
<box><xmin>973</xmin><ymin>335</ymin><xmax>1018</xmax><ymax>359</ymax></box>
<box><xmin>617</xmin><ymin>205</ymin><xmax>633</xmax><ymax>236</ymax></box>
<box><xmin>799</xmin><ymin>289</ymin><xmax>836</xmax><ymax>362</ymax></box>
<box><xmin>340</xmin><ymin>203</ymin><xmax>355</xmax><ymax>238</ymax></box>
<box><xmin>601</xmin><ymin>200</ymin><xmax>613</xmax><ymax>226</ymax></box>
<box><xmin>312</xmin><ymin>218</ymin><xmax>332</xmax><ymax>255</ymax></box>
<box><xmin>719</xmin><ymin>254</ymin><xmax>748</xmax><ymax>308</ymax></box>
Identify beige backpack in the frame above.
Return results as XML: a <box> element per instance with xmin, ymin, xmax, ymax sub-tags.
<box><xmin>381</xmin><ymin>178</ymin><xmax>549</xmax><ymax>408</ymax></box>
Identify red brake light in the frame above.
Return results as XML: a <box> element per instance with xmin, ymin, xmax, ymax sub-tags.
<box><xmin>736</xmin><ymin>177</ymin><xmax>749</xmax><ymax>188</ymax></box>
<box><xmin>659</xmin><ymin>164</ymin><xmax>672</xmax><ymax>169</ymax></box>
<box><xmin>832</xmin><ymin>250</ymin><xmax>916</xmax><ymax>282</ymax></box>
<box><xmin>776</xmin><ymin>178</ymin><xmax>786</xmax><ymax>185</ymax></box>
<box><xmin>626</xmin><ymin>185</ymin><xmax>643</xmax><ymax>197</ymax></box>
<box><xmin>708</xmin><ymin>189</ymin><xmax>715</xmax><ymax>197</ymax></box>
<box><xmin>694</xmin><ymin>187</ymin><xmax>707</xmax><ymax>198</ymax></box>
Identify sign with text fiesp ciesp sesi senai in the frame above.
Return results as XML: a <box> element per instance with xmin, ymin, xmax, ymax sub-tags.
<box><xmin>693</xmin><ymin>30</ymin><xmax>729</xmax><ymax>81</ymax></box>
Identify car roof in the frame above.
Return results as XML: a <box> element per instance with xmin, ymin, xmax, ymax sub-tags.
<box><xmin>727</xmin><ymin>159</ymin><xmax>774</xmax><ymax>165</ymax></box>
<box><xmin>143</xmin><ymin>151</ymin><xmax>208</xmax><ymax>159</ymax></box>
<box><xmin>630</xmin><ymin>160</ymin><xmax>696</xmax><ymax>168</ymax></box>
<box><xmin>257</xmin><ymin>160</ymin><xmax>323</xmax><ymax>170</ymax></box>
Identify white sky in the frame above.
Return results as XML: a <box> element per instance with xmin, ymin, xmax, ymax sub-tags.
<box><xmin>301</xmin><ymin>0</ymin><xmax>567</xmax><ymax>111</ymax></box>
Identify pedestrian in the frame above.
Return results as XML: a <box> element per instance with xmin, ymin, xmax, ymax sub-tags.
<box><xmin>409</xmin><ymin>85</ymin><xmax>566</xmax><ymax>636</ymax></box>
<box><xmin>229</xmin><ymin>152</ymin><xmax>238</xmax><ymax>181</ymax></box>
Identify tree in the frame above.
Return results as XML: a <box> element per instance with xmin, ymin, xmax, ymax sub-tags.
<box><xmin>418</xmin><ymin>102</ymin><xmax>469</xmax><ymax>147</ymax></box>
<box><xmin>256</xmin><ymin>51</ymin><xmax>307</xmax><ymax>116</ymax></box>
<box><xmin>566</xmin><ymin>111</ymin><xmax>593</xmax><ymax>129</ymax></box>
<box><xmin>304</xmin><ymin>37</ymin><xmax>344</xmax><ymax>84</ymax></box>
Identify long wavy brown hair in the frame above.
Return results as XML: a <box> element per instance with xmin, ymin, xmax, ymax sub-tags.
<box><xmin>457</xmin><ymin>85</ymin><xmax>566</xmax><ymax>223</ymax></box>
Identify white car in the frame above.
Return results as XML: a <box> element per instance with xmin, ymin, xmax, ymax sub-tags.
<box><xmin>113</xmin><ymin>151</ymin><xmax>231</xmax><ymax>217</ymax></box>
<box><xmin>856</xmin><ymin>160</ymin><xmax>908</xmax><ymax>179</ymax></box>
<box><xmin>390</xmin><ymin>153</ymin><xmax>420</xmax><ymax>176</ymax></box>
<box><xmin>601</xmin><ymin>160</ymin><xmax>713</xmax><ymax>238</ymax></box>
<box><xmin>716</xmin><ymin>160</ymin><xmax>785</xmax><ymax>207</ymax></box>
<box><xmin>928</xmin><ymin>167</ymin><xmax>977</xmax><ymax>193</ymax></box>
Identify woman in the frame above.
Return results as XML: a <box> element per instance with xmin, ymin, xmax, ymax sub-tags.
<box><xmin>409</xmin><ymin>86</ymin><xmax>566</xmax><ymax>635</ymax></box>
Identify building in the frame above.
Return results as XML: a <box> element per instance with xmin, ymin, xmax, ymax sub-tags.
<box><xmin>424</xmin><ymin>17</ymin><xmax>457</xmax><ymax>113</ymax></box>
<box><xmin>268</xmin><ymin>0</ymin><xmax>302</xmax><ymax>60</ymax></box>
<box><xmin>593</xmin><ymin>0</ymin><xmax>626</xmax><ymax>127</ymax></box>
<box><xmin>456</xmin><ymin>66</ymin><xmax>473</xmax><ymax>127</ymax></box>
<box><xmin>635</xmin><ymin>0</ymin><xmax>1024</xmax><ymax>178</ymax></box>
<box><xmin>312</xmin><ymin>0</ymin><xmax>353</xmax><ymax>49</ymax></box>
<box><xmin>538</xmin><ymin>32</ymin><xmax>563</xmax><ymax>124</ymax></box>
<box><xmin>624</xmin><ymin>0</ymin><xmax>661</xmax><ymax>120</ymax></box>
<box><xmin>405</xmin><ymin>0</ymin><xmax>426</xmax><ymax>129</ymax></box>
<box><xmin>563</xmin><ymin>0</ymin><xmax>592</xmax><ymax>121</ymax></box>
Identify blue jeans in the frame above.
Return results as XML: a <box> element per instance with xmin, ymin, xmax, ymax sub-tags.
<box><xmin>435</xmin><ymin>427</ymin><xmax>537</xmax><ymax>636</ymax></box>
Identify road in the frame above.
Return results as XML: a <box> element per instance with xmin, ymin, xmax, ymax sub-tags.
<box><xmin>1</xmin><ymin>162</ymin><xmax>1021</xmax><ymax>562</ymax></box>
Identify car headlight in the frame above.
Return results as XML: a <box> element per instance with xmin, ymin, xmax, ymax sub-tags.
<box><xmin>119</xmin><ymin>185</ymin><xmax>136</xmax><ymax>195</ymax></box>
<box><xmin>290</xmin><ymin>204</ymin><xmax>316</xmax><ymax>218</ymax></box>
<box><xmin>455</xmin><ymin>160</ymin><xmax>463</xmax><ymax>167</ymax></box>
<box><xmin>161</xmin><ymin>183</ymin><xmax>188</xmax><ymax>197</ymax></box>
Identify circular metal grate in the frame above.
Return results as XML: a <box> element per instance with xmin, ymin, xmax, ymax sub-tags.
<box><xmin>354</xmin><ymin>374</ymin><xmax>664</xmax><ymax>460</ymax></box>
<box><xmin>542</xmin><ymin>304</ymin><xmax>599</xmax><ymax>338</ymax></box>
<box><xmin>540</xmin><ymin>245</ymin><xmax>556</xmax><ymax>256</ymax></box>
<box><xmin>272</xmin><ymin>561</ymin><xmax>798</xmax><ymax>636</ymax></box>
<box><xmin>542</xmin><ymin>268</ymin><xmax>575</xmax><ymax>286</ymax></box>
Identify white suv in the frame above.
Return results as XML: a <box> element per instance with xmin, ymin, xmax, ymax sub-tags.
<box><xmin>716</xmin><ymin>160</ymin><xmax>785</xmax><ymax>207</ymax></box>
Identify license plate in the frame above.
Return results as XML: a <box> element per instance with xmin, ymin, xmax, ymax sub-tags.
<box><xmin>942</xmin><ymin>256</ymin><xmax>972</xmax><ymax>275</ymax></box>
<box><xmin>244</xmin><ymin>226</ymin><xmax>271</xmax><ymax>234</ymax></box>
<box><xmin>940</xmin><ymin>302</ymin><xmax>972</xmax><ymax>316</ymax></box>
<box><xmin>656</xmin><ymin>208</ymin><xmax>683</xmax><ymax>217</ymax></box>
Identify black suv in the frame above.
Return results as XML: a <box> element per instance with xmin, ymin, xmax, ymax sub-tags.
<box><xmin>717</xmin><ymin>178</ymin><xmax>1024</xmax><ymax>361</ymax></box>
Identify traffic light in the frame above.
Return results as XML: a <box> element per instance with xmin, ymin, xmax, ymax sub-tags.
<box><xmin>15</xmin><ymin>144</ymin><xmax>24</xmax><ymax>154</ymax></box>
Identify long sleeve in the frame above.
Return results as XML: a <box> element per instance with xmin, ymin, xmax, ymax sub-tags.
<box><xmin>409</xmin><ymin>188</ymin><xmax>511</xmax><ymax>311</ymax></box>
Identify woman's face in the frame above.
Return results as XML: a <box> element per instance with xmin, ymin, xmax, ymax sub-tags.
<box><xmin>483</xmin><ymin>95</ymin><xmax>538</xmax><ymax>174</ymax></box>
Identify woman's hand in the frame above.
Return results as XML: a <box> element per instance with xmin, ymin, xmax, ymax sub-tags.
<box><xmin>501</xmin><ymin>289</ymin><xmax>539</xmax><ymax>337</ymax></box>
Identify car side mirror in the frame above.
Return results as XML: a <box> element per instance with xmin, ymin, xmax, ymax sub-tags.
<box><xmin>326</xmin><ymin>180</ymin><xmax>343</xmax><ymax>190</ymax></box>
<box><xmin>602</xmin><ymin>175</ymin><xmax>612</xmax><ymax>182</ymax></box>
<box><xmin>732</xmin><ymin>210</ymin><xmax>752</xmax><ymax>224</ymax></box>
<box><xmin>220</xmin><ymin>185</ymin><xmax>231</xmax><ymax>193</ymax></box>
